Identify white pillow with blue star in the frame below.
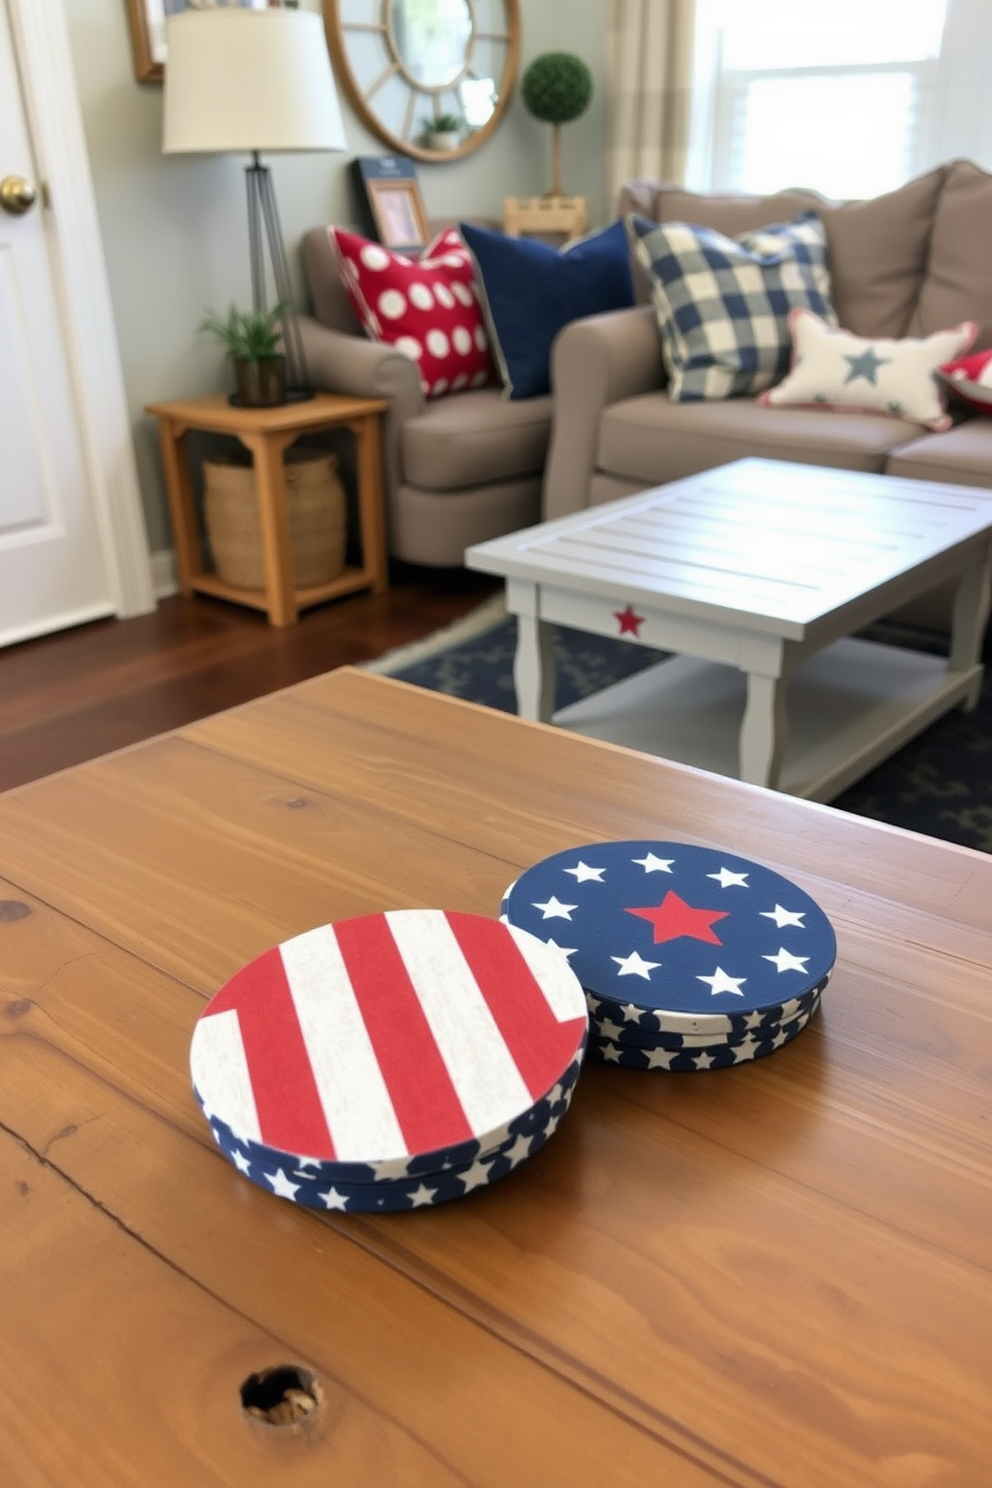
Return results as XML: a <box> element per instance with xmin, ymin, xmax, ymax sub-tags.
<box><xmin>759</xmin><ymin>307</ymin><xmax>976</xmax><ymax>430</ymax></box>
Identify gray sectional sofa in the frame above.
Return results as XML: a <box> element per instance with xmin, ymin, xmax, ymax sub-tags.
<box><xmin>543</xmin><ymin>160</ymin><xmax>992</xmax><ymax>628</ymax></box>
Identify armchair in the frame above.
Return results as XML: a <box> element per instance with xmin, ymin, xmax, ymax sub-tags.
<box><xmin>296</xmin><ymin>227</ymin><xmax>550</xmax><ymax>567</ymax></box>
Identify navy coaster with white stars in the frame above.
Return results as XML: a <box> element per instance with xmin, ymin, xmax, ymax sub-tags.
<box><xmin>589</xmin><ymin>993</ymin><xmax>821</xmax><ymax>1071</ymax></box>
<box><xmin>590</xmin><ymin>987</ymin><xmax>822</xmax><ymax>1050</ymax></box>
<box><xmin>502</xmin><ymin>841</ymin><xmax>836</xmax><ymax>1043</ymax></box>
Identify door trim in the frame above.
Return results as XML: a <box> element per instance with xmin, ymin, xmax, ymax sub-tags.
<box><xmin>7</xmin><ymin>0</ymin><xmax>155</xmax><ymax>620</ymax></box>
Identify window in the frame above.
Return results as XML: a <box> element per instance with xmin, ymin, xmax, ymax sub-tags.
<box><xmin>688</xmin><ymin>0</ymin><xmax>956</xmax><ymax>198</ymax></box>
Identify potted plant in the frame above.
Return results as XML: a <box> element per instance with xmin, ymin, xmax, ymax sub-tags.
<box><xmin>424</xmin><ymin>111</ymin><xmax>463</xmax><ymax>151</ymax></box>
<box><xmin>521</xmin><ymin>52</ymin><xmax>593</xmax><ymax>197</ymax></box>
<box><xmin>197</xmin><ymin>302</ymin><xmax>289</xmax><ymax>406</ymax></box>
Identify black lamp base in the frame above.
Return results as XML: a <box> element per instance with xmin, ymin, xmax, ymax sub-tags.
<box><xmin>245</xmin><ymin>154</ymin><xmax>312</xmax><ymax>394</ymax></box>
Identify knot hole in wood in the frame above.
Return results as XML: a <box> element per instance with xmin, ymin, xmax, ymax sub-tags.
<box><xmin>240</xmin><ymin>1365</ymin><xmax>322</xmax><ymax>1427</ymax></box>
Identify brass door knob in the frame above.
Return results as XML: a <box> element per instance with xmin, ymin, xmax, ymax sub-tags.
<box><xmin>0</xmin><ymin>175</ymin><xmax>38</xmax><ymax>216</ymax></box>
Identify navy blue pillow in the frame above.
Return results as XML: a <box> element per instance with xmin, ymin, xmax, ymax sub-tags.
<box><xmin>459</xmin><ymin>219</ymin><xmax>635</xmax><ymax>399</ymax></box>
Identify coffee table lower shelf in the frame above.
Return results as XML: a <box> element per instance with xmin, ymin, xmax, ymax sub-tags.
<box><xmin>553</xmin><ymin>636</ymin><xmax>981</xmax><ymax>802</ymax></box>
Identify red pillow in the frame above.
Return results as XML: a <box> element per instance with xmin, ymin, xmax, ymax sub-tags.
<box><xmin>938</xmin><ymin>347</ymin><xmax>992</xmax><ymax>416</ymax></box>
<box><xmin>329</xmin><ymin>226</ymin><xmax>497</xmax><ymax>399</ymax></box>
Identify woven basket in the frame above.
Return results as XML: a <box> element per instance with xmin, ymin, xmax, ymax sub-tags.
<box><xmin>204</xmin><ymin>451</ymin><xmax>346</xmax><ymax>591</ymax></box>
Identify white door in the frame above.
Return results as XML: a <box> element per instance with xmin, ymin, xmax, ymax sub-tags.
<box><xmin>0</xmin><ymin>0</ymin><xmax>115</xmax><ymax>647</ymax></box>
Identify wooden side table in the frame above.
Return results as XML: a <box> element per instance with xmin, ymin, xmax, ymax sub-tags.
<box><xmin>503</xmin><ymin>195</ymin><xmax>589</xmax><ymax>243</ymax></box>
<box><xmin>145</xmin><ymin>391</ymin><xmax>389</xmax><ymax>626</ymax></box>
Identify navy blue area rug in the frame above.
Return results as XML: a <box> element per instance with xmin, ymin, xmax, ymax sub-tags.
<box><xmin>367</xmin><ymin>600</ymin><xmax>992</xmax><ymax>853</ymax></box>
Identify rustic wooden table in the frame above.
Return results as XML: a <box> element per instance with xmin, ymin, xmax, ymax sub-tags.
<box><xmin>1</xmin><ymin>669</ymin><xmax>989</xmax><ymax>1486</ymax></box>
<box><xmin>146</xmin><ymin>392</ymin><xmax>389</xmax><ymax>626</ymax></box>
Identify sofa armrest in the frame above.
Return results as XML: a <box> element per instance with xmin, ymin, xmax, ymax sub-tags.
<box><xmin>295</xmin><ymin>314</ymin><xmax>425</xmax><ymax>533</ymax></box>
<box><xmin>295</xmin><ymin>314</ymin><xmax>424</xmax><ymax>410</ymax></box>
<box><xmin>542</xmin><ymin>305</ymin><xmax>663</xmax><ymax>520</ymax></box>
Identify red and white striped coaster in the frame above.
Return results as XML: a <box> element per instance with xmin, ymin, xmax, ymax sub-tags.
<box><xmin>191</xmin><ymin>909</ymin><xmax>589</xmax><ymax>1189</ymax></box>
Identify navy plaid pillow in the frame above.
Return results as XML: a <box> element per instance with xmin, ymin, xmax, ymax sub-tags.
<box><xmin>627</xmin><ymin>211</ymin><xmax>836</xmax><ymax>402</ymax></box>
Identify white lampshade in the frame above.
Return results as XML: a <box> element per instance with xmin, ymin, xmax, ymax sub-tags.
<box><xmin>162</xmin><ymin>9</ymin><xmax>347</xmax><ymax>156</ymax></box>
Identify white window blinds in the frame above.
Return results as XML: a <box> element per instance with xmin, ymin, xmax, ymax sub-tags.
<box><xmin>689</xmin><ymin>0</ymin><xmax>951</xmax><ymax>197</ymax></box>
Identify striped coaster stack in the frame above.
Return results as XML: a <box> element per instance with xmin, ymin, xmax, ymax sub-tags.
<box><xmin>501</xmin><ymin>840</ymin><xmax>835</xmax><ymax>1071</ymax></box>
<box><xmin>190</xmin><ymin>909</ymin><xmax>588</xmax><ymax>1211</ymax></box>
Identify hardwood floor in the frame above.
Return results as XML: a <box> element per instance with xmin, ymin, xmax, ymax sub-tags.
<box><xmin>0</xmin><ymin>563</ymin><xmax>500</xmax><ymax>794</ymax></box>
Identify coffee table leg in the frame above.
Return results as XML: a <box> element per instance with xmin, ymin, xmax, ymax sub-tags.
<box><xmin>514</xmin><ymin>613</ymin><xmax>556</xmax><ymax>722</ymax></box>
<box><xmin>948</xmin><ymin>551</ymin><xmax>991</xmax><ymax>710</ymax></box>
<box><xmin>740</xmin><ymin>672</ymin><xmax>787</xmax><ymax>789</ymax></box>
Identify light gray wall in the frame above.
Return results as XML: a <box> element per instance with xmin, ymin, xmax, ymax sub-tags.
<box><xmin>63</xmin><ymin>0</ymin><xmax>610</xmax><ymax>556</ymax></box>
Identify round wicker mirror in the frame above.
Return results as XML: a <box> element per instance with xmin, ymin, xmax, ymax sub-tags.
<box><xmin>324</xmin><ymin>0</ymin><xmax>520</xmax><ymax>163</ymax></box>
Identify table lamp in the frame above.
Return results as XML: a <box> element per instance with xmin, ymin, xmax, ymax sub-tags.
<box><xmin>162</xmin><ymin>7</ymin><xmax>347</xmax><ymax>400</ymax></box>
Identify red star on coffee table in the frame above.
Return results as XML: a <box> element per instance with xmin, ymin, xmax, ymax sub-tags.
<box><xmin>625</xmin><ymin>890</ymin><xmax>729</xmax><ymax>945</ymax></box>
<box><xmin>614</xmin><ymin>604</ymin><xmax>644</xmax><ymax>636</ymax></box>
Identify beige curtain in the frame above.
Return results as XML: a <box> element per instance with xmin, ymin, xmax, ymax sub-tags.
<box><xmin>605</xmin><ymin>0</ymin><xmax>696</xmax><ymax>209</ymax></box>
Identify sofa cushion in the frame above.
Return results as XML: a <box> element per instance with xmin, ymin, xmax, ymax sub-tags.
<box><xmin>620</xmin><ymin>167</ymin><xmax>946</xmax><ymax>340</ymax></box>
<box><xmin>627</xmin><ymin>211</ymin><xmax>835</xmax><ymax>401</ymax></box>
<box><xmin>760</xmin><ymin>308</ymin><xmax>975</xmax><ymax>431</ymax></box>
<box><xmin>814</xmin><ymin>166</ymin><xmax>946</xmax><ymax>339</ymax></box>
<box><xmin>908</xmin><ymin>159</ymin><xmax>992</xmax><ymax>351</ymax></box>
<box><xmin>618</xmin><ymin>181</ymin><xmax>823</xmax><ymax>235</ymax></box>
<box><xmin>393</xmin><ymin>477</ymin><xmax>543</xmax><ymax>568</ymax></box>
<box><xmin>329</xmin><ymin>227</ymin><xmax>497</xmax><ymax>398</ymax></box>
<box><xmin>459</xmin><ymin>220</ymin><xmax>635</xmax><ymax>400</ymax></box>
<box><xmin>885</xmin><ymin>417</ymin><xmax>992</xmax><ymax>488</ymax></box>
<box><xmin>597</xmin><ymin>393</ymin><xmax>925</xmax><ymax>486</ymax></box>
<box><xmin>618</xmin><ymin>182</ymin><xmax>823</xmax><ymax>303</ymax></box>
<box><xmin>401</xmin><ymin>387</ymin><xmax>552</xmax><ymax>491</ymax></box>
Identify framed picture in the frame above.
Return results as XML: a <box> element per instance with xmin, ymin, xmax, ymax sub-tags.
<box><xmin>366</xmin><ymin>180</ymin><xmax>431</xmax><ymax>250</ymax></box>
<box><xmin>350</xmin><ymin>156</ymin><xmax>430</xmax><ymax>251</ymax></box>
<box><xmin>125</xmin><ymin>0</ymin><xmax>269</xmax><ymax>85</ymax></box>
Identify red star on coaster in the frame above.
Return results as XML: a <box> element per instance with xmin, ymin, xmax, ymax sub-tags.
<box><xmin>625</xmin><ymin>890</ymin><xmax>729</xmax><ymax>945</ymax></box>
<box><xmin>614</xmin><ymin>604</ymin><xmax>644</xmax><ymax>636</ymax></box>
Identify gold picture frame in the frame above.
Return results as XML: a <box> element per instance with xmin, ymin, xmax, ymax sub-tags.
<box><xmin>124</xmin><ymin>0</ymin><xmax>164</xmax><ymax>82</ymax></box>
<box><xmin>125</xmin><ymin>1</ymin><xmax>270</xmax><ymax>85</ymax></box>
<box><xmin>365</xmin><ymin>178</ymin><xmax>431</xmax><ymax>251</ymax></box>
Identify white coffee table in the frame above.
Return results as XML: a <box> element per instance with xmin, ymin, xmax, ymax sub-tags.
<box><xmin>466</xmin><ymin>458</ymin><xmax>992</xmax><ymax>801</ymax></box>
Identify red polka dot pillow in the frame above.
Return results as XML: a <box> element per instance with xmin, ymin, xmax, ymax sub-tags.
<box><xmin>329</xmin><ymin>226</ymin><xmax>497</xmax><ymax>399</ymax></box>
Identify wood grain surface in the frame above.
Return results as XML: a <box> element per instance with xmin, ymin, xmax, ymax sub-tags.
<box><xmin>1</xmin><ymin>668</ymin><xmax>989</xmax><ymax>1488</ymax></box>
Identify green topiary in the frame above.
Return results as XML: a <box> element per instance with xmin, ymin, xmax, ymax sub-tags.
<box><xmin>520</xmin><ymin>52</ymin><xmax>592</xmax><ymax>196</ymax></box>
<box><xmin>521</xmin><ymin>52</ymin><xmax>593</xmax><ymax>126</ymax></box>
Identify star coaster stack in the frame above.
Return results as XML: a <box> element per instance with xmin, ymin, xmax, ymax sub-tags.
<box><xmin>190</xmin><ymin>909</ymin><xmax>588</xmax><ymax>1212</ymax></box>
<box><xmin>501</xmin><ymin>841</ymin><xmax>835</xmax><ymax>1072</ymax></box>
